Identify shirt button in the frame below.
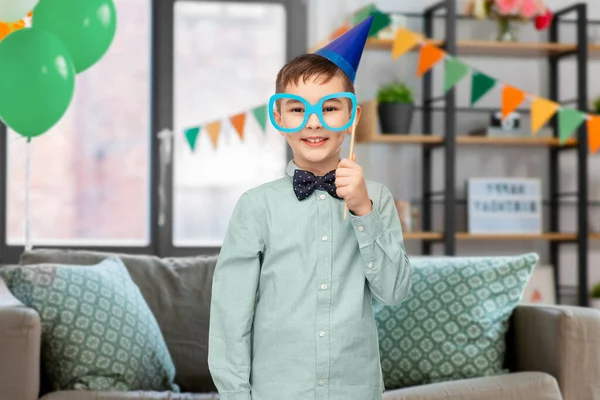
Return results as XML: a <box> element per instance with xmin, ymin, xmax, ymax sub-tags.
<box><xmin>320</xmin><ymin>194</ymin><xmax>326</xmax><ymax>200</ymax></box>
<box><xmin>318</xmin><ymin>380</ymin><xmax>325</xmax><ymax>386</ymax></box>
<box><xmin>367</xmin><ymin>262</ymin><xmax>374</xmax><ymax>269</ymax></box>
<box><xmin>358</xmin><ymin>225</ymin><xmax>364</xmax><ymax>232</ymax></box>
<box><xmin>319</xmin><ymin>331</ymin><xmax>325</xmax><ymax>337</ymax></box>
<box><xmin>321</xmin><ymin>283</ymin><xmax>328</xmax><ymax>290</ymax></box>
<box><xmin>322</xmin><ymin>235</ymin><xmax>328</xmax><ymax>241</ymax></box>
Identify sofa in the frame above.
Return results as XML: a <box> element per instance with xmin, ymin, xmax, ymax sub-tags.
<box><xmin>0</xmin><ymin>249</ymin><xmax>599</xmax><ymax>400</ymax></box>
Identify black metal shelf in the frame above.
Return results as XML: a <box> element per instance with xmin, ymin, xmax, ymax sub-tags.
<box><xmin>370</xmin><ymin>1</ymin><xmax>590</xmax><ymax>307</ymax></box>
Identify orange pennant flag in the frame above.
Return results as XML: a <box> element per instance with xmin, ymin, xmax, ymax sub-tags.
<box><xmin>330</xmin><ymin>22</ymin><xmax>350</xmax><ymax>40</ymax></box>
<box><xmin>530</xmin><ymin>96</ymin><xmax>559</xmax><ymax>135</ymax></box>
<box><xmin>501</xmin><ymin>85</ymin><xmax>526</xmax><ymax>119</ymax></box>
<box><xmin>205</xmin><ymin>121</ymin><xmax>221</xmax><ymax>149</ymax></box>
<box><xmin>230</xmin><ymin>113</ymin><xmax>246</xmax><ymax>140</ymax></box>
<box><xmin>417</xmin><ymin>42</ymin><xmax>445</xmax><ymax>77</ymax></box>
<box><xmin>392</xmin><ymin>27</ymin><xmax>421</xmax><ymax>59</ymax></box>
<box><xmin>587</xmin><ymin>116</ymin><xmax>600</xmax><ymax>154</ymax></box>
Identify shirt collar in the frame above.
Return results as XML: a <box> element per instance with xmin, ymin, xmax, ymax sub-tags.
<box><xmin>286</xmin><ymin>159</ymin><xmax>299</xmax><ymax>178</ymax></box>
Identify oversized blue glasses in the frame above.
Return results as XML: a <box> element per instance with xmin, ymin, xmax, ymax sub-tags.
<box><xmin>268</xmin><ymin>92</ymin><xmax>357</xmax><ymax>133</ymax></box>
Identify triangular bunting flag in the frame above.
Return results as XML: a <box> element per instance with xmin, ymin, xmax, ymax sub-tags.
<box><xmin>205</xmin><ymin>121</ymin><xmax>221</xmax><ymax>149</ymax></box>
<box><xmin>470</xmin><ymin>71</ymin><xmax>496</xmax><ymax>105</ymax></box>
<box><xmin>184</xmin><ymin>127</ymin><xmax>200</xmax><ymax>151</ymax></box>
<box><xmin>230</xmin><ymin>113</ymin><xmax>246</xmax><ymax>140</ymax></box>
<box><xmin>330</xmin><ymin>22</ymin><xmax>350</xmax><ymax>40</ymax></box>
<box><xmin>587</xmin><ymin>116</ymin><xmax>600</xmax><ymax>153</ymax></box>
<box><xmin>558</xmin><ymin>108</ymin><xmax>586</xmax><ymax>144</ymax></box>
<box><xmin>252</xmin><ymin>104</ymin><xmax>268</xmax><ymax>133</ymax></box>
<box><xmin>530</xmin><ymin>97</ymin><xmax>559</xmax><ymax>135</ymax></box>
<box><xmin>417</xmin><ymin>42</ymin><xmax>445</xmax><ymax>77</ymax></box>
<box><xmin>368</xmin><ymin>10</ymin><xmax>391</xmax><ymax>37</ymax></box>
<box><xmin>352</xmin><ymin>3</ymin><xmax>377</xmax><ymax>25</ymax></box>
<box><xmin>443</xmin><ymin>57</ymin><xmax>469</xmax><ymax>93</ymax></box>
<box><xmin>501</xmin><ymin>85</ymin><xmax>526</xmax><ymax>119</ymax></box>
<box><xmin>392</xmin><ymin>27</ymin><xmax>420</xmax><ymax>59</ymax></box>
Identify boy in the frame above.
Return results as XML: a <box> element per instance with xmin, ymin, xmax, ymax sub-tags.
<box><xmin>208</xmin><ymin>16</ymin><xmax>411</xmax><ymax>400</ymax></box>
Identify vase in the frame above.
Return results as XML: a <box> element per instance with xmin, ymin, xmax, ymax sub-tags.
<box><xmin>496</xmin><ymin>17</ymin><xmax>517</xmax><ymax>42</ymax></box>
<box><xmin>378</xmin><ymin>103</ymin><xmax>414</xmax><ymax>134</ymax></box>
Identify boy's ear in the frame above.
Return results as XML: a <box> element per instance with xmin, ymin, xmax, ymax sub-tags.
<box><xmin>273</xmin><ymin>109</ymin><xmax>285</xmax><ymax>137</ymax></box>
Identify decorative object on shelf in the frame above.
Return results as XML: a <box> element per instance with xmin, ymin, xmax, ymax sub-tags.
<box><xmin>376</xmin><ymin>82</ymin><xmax>414</xmax><ymax>134</ymax></box>
<box><xmin>521</xmin><ymin>263</ymin><xmax>556</xmax><ymax>305</ymax></box>
<box><xmin>466</xmin><ymin>178</ymin><xmax>542</xmax><ymax>234</ymax></box>
<box><xmin>590</xmin><ymin>282</ymin><xmax>600</xmax><ymax>310</ymax></box>
<box><xmin>469</xmin><ymin>109</ymin><xmax>553</xmax><ymax>138</ymax></box>
<box><xmin>395</xmin><ymin>200</ymin><xmax>414</xmax><ymax>232</ymax></box>
<box><xmin>464</xmin><ymin>0</ymin><xmax>554</xmax><ymax>42</ymax></box>
<box><xmin>391</xmin><ymin>27</ymin><xmax>600</xmax><ymax>151</ymax></box>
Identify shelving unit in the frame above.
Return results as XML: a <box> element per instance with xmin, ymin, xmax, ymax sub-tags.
<box><xmin>356</xmin><ymin>1</ymin><xmax>590</xmax><ymax>306</ymax></box>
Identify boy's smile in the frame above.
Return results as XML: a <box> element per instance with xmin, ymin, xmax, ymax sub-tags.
<box><xmin>273</xmin><ymin>74</ymin><xmax>361</xmax><ymax>176</ymax></box>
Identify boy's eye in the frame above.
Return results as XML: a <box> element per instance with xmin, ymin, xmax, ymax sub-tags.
<box><xmin>323</xmin><ymin>106</ymin><xmax>338</xmax><ymax>112</ymax></box>
<box><xmin>290</xmin><ymin>107</ymin><xmax>304</xmax><ymax>113</ymax></box>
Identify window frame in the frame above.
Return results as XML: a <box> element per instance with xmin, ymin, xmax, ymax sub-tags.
<box><xmin>0</xmin><ymin>0</ymin><xmax>306</xmax><ymax>264</ymax></box>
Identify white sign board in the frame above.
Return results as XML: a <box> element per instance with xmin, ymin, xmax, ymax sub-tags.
<box><xmin>467</xmin><ymin>178</ymin><xmax>542</xmax><ymax>234</ymax></box>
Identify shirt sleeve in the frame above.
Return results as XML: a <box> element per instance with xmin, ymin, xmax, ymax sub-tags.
<box><xmin>349</xmin><ymin>185</ymin><xmax>411</xmax><ymax>306</ymax></box>
<box><xmin>208</xmin><ymin>192</ymin><xmax>264</xmax><ymax>400</ymax></box>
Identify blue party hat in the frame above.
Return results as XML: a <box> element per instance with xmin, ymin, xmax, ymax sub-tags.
<box><xmin>314</xmin><ymin>15</ymin><xmax>374</xmax><ymax>83</ymax></box>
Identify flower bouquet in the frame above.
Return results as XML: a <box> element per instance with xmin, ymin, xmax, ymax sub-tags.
<box><xmin>465</xmin><ymin>0</ymin><xmax>553</xmax><ymax>41</ymax></box>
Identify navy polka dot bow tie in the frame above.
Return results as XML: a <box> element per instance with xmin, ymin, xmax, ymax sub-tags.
<box><xmin>293</xmin><ymin>169</ymin><xmax>342</xmax><ymax>201</ymax></box>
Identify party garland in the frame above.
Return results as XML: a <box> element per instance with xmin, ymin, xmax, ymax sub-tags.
<box><xmin>394</xmin><ymin>27</ymin><xmax>598</xmax><ymax>150</ymax></box>
<box><xmin>183</xmin><ymin>7</ymin><xmax>599</xmax><ymax>153</ymax></box>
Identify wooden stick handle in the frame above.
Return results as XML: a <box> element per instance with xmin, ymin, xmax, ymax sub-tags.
<box><xmin>343</xmin><ymin>120</ymin><xmax>357</xmax><ymax>219</ymax></box>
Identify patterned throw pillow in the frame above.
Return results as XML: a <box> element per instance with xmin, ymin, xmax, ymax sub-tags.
<box><xmin>373</xmin><ymin>252</ymin><xmax>538</xmax><ymax>389</ymax></box>
<box><xmin>8</xmin><ymin>257</ymin><xmax>180</xmax><ymax>392</ymax></box>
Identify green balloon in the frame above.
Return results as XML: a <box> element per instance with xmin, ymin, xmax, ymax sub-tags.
<box><xmin>0</xmin><ymin>28</ymin><xmax>75</xmax><ymax>138</ymax></box>
<box><xmin>33</xmin><ymin>0</ymin><xmax>117</xmax><ymax>73</ymax></box>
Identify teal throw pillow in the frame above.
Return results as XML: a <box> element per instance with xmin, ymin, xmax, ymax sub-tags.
<box><xmin>373</xmin><ymin>252</ymin><xmax>538</xmax><ymax>389</ymax></box>
<box><xmin>8</xmin><ymin>257</ymin><xmax>180</xmax><ymax>392</ymax></box>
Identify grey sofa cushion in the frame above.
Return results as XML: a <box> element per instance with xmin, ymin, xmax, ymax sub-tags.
<box><xmin>20</xmin><ymin>249</ymin><xmax>218</xmax><ymax>394</ymax></box>
<box><xmin>382</xmin><ymin>372</ymin><xmax>562</xmax><ymax>400</ymax></box>
<box><xmin>41</xmin><ymin>392</ymin><xmax>218</xmax><ymax>400</ymax></box>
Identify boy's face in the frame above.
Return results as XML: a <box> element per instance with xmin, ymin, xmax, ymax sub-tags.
<box><xmin>273</xmin><ymin>74</ymin><xmax>361</xmax><ymax>174</ymax></box>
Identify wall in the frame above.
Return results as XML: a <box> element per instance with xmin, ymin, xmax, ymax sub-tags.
<box><xmin>308</xmin><ymin>0</ymin><xmax>600</xmax><ymax>299</ymax></box>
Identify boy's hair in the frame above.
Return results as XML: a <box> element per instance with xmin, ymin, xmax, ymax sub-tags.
<box><xmin>275</xmin><ymin>53</ymin><xmax>355</xmax><ymax>94</ymax></box>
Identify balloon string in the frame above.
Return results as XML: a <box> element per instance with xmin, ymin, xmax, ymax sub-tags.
<box><xmin>25</xmin><ymin>137</ymin><xmax>32</xmax><ymax>252</ymax></box>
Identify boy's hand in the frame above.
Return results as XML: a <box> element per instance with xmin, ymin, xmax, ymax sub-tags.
<box><xmin>335</xmin><ymin>156</ymin><xmax>372</xmax><ymax>216</ymax></box>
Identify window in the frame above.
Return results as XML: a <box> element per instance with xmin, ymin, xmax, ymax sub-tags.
<box><xmin>6</xmin><ymin>0</ymin><xmax>151</xmax><ymax>247</ymax></box>
<box><xmin>172</xmin><ymin>1</ymin><xmax>289</xmax><ymax>246</ymax></box>
<box><xmin>0</xmin><ymin>0</ymin><xmax>306</xmax><ymax>262</ymax></box>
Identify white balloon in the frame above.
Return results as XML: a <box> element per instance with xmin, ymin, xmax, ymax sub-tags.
<box><xmin>0</xmin><ymin>0</ymin><xmax>38</xmax><ymax>23</ymax></box>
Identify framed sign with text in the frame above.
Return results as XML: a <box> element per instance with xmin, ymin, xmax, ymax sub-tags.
<box><xmin>467</xmin><ymin>178</ymin><xmax>542</xmax><ymax>234</ymax></box>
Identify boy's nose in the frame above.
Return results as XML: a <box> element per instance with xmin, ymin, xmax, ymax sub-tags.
<box><xmin>306</xmin><ymin>113</ymin><xmax>322</xmax><ymax>130</ymax></box>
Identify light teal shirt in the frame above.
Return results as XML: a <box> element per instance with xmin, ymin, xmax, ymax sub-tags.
<box><xmin>208</xmin><ymin>160</ymin><xmax>411</xmax><ymax>400</ymax></box>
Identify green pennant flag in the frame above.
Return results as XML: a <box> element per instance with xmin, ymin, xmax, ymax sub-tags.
<box><xmin>558</xmin><ymin>107</ymin><xmax>586</xmax><ymax>144</ymax></box>
<box><xmin>352</xmin><ymin>3</ymin><xmax>377</xmax><ymax>25</ymax></box>
<box><xmin>252</xmin><ymin>104</ymin><xmax>268</xmax><ymax>133</ymax></box>
<box><xmin>444</xmin><ymin>57</ymin><xmax>470</xmax><ymax>93</ymax></box>
<box><xmin>368</xmin><ymin>11</ymin><xmax>391</xmax><ymax>37</ymax></box>
<box><xmin>184</xmin><ymin>127</ymin><xmax>200</xmax><ymax>151</ymax></box>
<box><xmin>470</xmin><ymin>71</ymin><xmax>496</xmax><ymax>105</ymax></box>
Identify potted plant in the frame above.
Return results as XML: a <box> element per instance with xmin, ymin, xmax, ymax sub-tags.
<box><xmin>592</xmin><ymin>95</ymin><xmax>600</xmax><ymax>114</ymax></box>
<box><xmin>590</xmin><ymin>282</ymin><xmax>600</xmax><ymax>310</ymax></box>
<box><xmin>376</xmin><ymin>81</ymin><xmax>414</xmax><ymax>134</ymax></box>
